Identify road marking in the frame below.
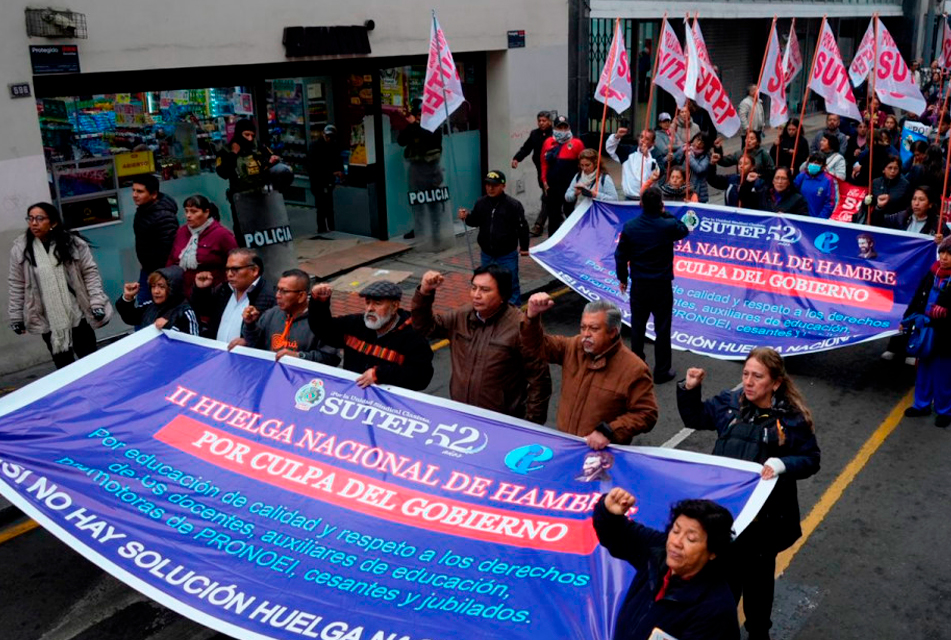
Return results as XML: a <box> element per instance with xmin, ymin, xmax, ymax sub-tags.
<box><xmin>774</xmin><ymin>387</ymin><xmax>914</xmax><ymax>577</ymax></box>
<box><xmin>430</xmin><ymin>286</ymin><xmax>572</xmax><ymax>353</ymax></box>
<box><xmin>0</xmin><ymin>518</ymin><xmax>39</xmax><ymax>544</ymax></box>
<box><xmin>739</xmin><ymin>387</ymin><xmax>914</xmax><ymax>626</ymax></box>
<box><xmin>661</xmin><ymin>427</ymin><xmax>695</xmax><ymax>449</ymax></box>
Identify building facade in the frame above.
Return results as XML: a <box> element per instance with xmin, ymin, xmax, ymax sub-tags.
<box><xmin>0</xmin><ymin>1</ymin><xmax>568</xmax><ymax>374</ymax></box>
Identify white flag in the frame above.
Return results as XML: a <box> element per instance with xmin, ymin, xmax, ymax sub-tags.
<box><xmin>421</xmin><ymin>15</ymin><xmax>465</xmax><ymax>132</ymax></box>
<box><xmin>685</xmin><ymin>18</ymin><xmax>740</xmax><ymax>137</ymax></box>
<box><xmin>594</xmin><ymin>21</ymin><xmax>633</xmax><ymax>114</ymax></box>
<box><xmin>761</xmin><ymin>24</ymin><xmax>788</xmax><ymax>128</ymax></box>
<box><xmin>654</xmin><ymin>19</ymin><xmax>687</xmax><ymax>108</ymax></box>
<box><xmin>938</xmin><ymin>18</ymin><xmax>951</xmax><ymax>69</ymax></box>
<box><xmin>783</xmin><ymin>26</ymin><xmax>803</xmax><ymax>85</ymax></box>
<box><xmin>875</xmin><ymin>19</ymin><xmax>927</xmax><ymax>115</ymax></box>
<box><xmin>849</xmin><ymin>20</ymin><xmax>875</xmax><ymax>87</ymax></box>
<box><xmin>809</xmin><ymin>21</ymin><xmax>862</xmax><ymax>122</ymax></box>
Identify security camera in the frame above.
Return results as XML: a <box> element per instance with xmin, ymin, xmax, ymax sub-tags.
<box><xmin>41</xmin><ymin>10</ymin><xmax>77</xmax><ymax>35</ymax></box>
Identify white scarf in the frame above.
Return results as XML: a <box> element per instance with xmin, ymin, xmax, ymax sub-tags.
<box><xmin>178</xmin><ymin>218</ymin><xmax>214</xmax><ymax>270</ymax></box>
<box><xmin>33</xmin><ymin>237</ymin><xmax>81</xmax><ymax>354</ymax></box>
<box><xmin>577</xmin><ymin>170</ymin><xmax>597</xmax><ymax>191</ymax></box>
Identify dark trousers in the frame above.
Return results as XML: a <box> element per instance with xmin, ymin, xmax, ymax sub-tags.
<box><xmin>543</xmin><ymin>187</ymin><xmax>572</xmax><ymax>236</ymax></box>
<box><xmin>313</xmin><ymin>184</ymin><xmax>335</xmax><ymax>233</ymax></box>
<box><xmin>42</xmin><ymin>318</ymin><xmax>97</xmax><ymax>370</ymax></box>
<box><xmin>630</xmin><ymin>278</ymin><xmax>673</xmax><ymax>376</ymax></box>
<box><xmin>728</xmin><ymin>521</ymin><xmax>777</xmax><ymax>637</ymax></box>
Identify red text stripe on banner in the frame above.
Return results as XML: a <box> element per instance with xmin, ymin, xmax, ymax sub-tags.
<box><xmin>154</xmin><ymin>416</ymin><xmax>600</xmax><ymax>555</ymax></box>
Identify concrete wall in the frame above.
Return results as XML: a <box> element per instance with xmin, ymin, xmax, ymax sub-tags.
<box><xmin>0</xmin><ymin>0</ymin><xmax>568</xmax><ymax>374</ymax></box>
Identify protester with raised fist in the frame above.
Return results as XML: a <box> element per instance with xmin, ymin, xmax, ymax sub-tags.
<box><xmin>677</xmin><ymin>348</ymin><xmax>820</xmax><ymax>640</ymax></box>
<box><xmin>411</xmin><ymin>266</ymin><xmax>551</xmax><ymax>423</ymax></box>
<box><xmin>309</xmin><ymin>280</ymin><xmax>433</xmax><ymax>390</ymax></box>
<box><xmin>521</xmin><ymin>292</ymin><xmax>657</xmax><ymax>446</ymax></box>
<box><xmin>593</xmin><ymin>490</ymin><xmax>739</xmax><ymax>640</ymax></box>
<box><xmin>116</xmin><ymin>266</ymin><xmax>199</xmax><ymax>335</ymax></box>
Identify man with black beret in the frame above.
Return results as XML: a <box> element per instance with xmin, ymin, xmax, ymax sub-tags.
<box><xmin>308</xmin><ymin>280</ymin><xmax>434</xmax><ymax>390</ymax></box>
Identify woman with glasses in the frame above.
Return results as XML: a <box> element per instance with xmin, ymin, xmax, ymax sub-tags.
<box><xmin>8</xmin><ymin>202</ymin><xmax>113</xmax><ymax>369</ymax></box>
<box><xmin>116</xmin><ymin>265</ymin><xmax>200</xmax><ymax>335</ymax></box>
<box><xmin>167</xmin><ymin>194</ymin><xmax>237</xmax><ymax>297</ymax></box>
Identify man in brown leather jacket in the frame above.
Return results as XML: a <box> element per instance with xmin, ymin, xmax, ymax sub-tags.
<box><xmin>521</xmin><ymin>293</ymin><xmax>658</xmax><ymax>447</ymax></box>
<box><xmin>411</xmin><ymin>265</ymin><xmax>551</xmax><ymax>424</ymax></box>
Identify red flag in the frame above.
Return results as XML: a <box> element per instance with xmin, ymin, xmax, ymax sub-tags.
<box><xmin>654</xmin><ymin>18</ymin><xmax>687</xmax><ymax>107</ymax></box>
<box><xmin>808</xmin><ymin>21</ymin><xmax>862</xmax><ymax>122</ymax></box>
<box><xmin>684</xmin><ymin>18</ymin><xmax>740</xmax><ymax>138</ymax></box>
<box><xmin>761</xmin><ymin>23</ymin><xmax>788</xmax><ymax>127</ymax></box>
<box><xmin>421</xmin><ymin>15</ymin><xmax>465</xmax><ymax>133</ymax></box>
<box><xmin>875</xmin><ymin>19</ymin><xmax>927</xmax><ymax>115</ymax></box>
<box><xmin>594</xmin><ymin>20</ymin><xmax>633</xmax><ymax>114</ymax></box>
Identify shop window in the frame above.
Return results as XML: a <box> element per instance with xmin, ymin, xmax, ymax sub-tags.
<box><xmin>37</xmin><ymin>87</ymin><xmax>252</xmax><ymax>191</ymax></box>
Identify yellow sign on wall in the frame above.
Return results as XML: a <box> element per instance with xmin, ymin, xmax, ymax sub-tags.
<box><xmin>115</xmin><ymin>151</ymin><xmax>155</xmax><ymax>177</ymax></box>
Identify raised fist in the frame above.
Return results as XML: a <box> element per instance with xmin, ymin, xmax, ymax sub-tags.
<box><xmin>243</xmin><ymin>305</ymin><xmax>261</xmax><ymax>324</ymax></box>
<box><xmin>194</xmin><ymin>271</ymin><xmax>215</xmax><ymax>289</ymax></box>
<box><xmin>122</xmin><ymin>282</ymin><xmax>140</xmax><ymax>301</ymax></box>
<box><xmin>604</xmin><ymin>487</ymin><xmax>637</xmax><ymax>516</ymax></box>
<box><xmin>311</xmin><ymin>283</ymin><xmax>333</xmax><ymax>302</ymax></box>
<box><xmin>420</xmin><ymin>271</ymin><xmax>445</xmax><ymax>295</ymax></box>
<box><xmin>684</xmin><ymin>367</ymin><xmax>706</xmax><ymax>389</ymax></box>
<box><xmin>526</xmin><ymin>293</ymin><xmax>555</xmax><ymax>319</ymax></box>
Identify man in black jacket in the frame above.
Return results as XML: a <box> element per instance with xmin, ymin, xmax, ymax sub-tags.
<box><xmin>512</xmin><ymin>111</ymin><xmax>553</xmax><ymax>236</ymax></box>
<box><xmin>614</xmin><ymin>187</ymin><xmax>690</xmax><ymax>383</ymax></box>
<box><xmin>307</xmin><ymin>124</ymin><xmax>344</xmax><ymax>234</ymax></box>
<box><xmin>308</xmin><ymin>280</ymin><xmax>434</xmax><ymax>391</ymax></box>
<box><xmin>190</xmin><ymin>248</ymin><xmax>276</xmax><ymax>347</ymax></box>
<box><xmin>131</xmin><ymin>174</ymin><xmax>178</xmax><ymax>303</ymax></box>
<box><xmin>459</xmin><ymin>170</ymin><xmax>530</xmax><ymax>305</ymax></box>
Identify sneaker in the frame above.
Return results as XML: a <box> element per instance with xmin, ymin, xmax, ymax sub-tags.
<box><xmin>936</xmin><ymin>414</ymin><xmax>951</xmax><ymax>428</ymax></box>
<box><xmin>654</xmin><ymin>369</ymin><xmax>677</xmax><ymax>384</ymax></box>
<box><xmin>880</xmin><ymin>350</ymin><xmax>895</xmax><ymax>361</ymax></box>
<box><xmin>904</xmin><ymin>356</ymin><xmax>917</xmax><ymax>366</ymax></box>
<box><xmin>904</xmin><ymin>406</ymin><xmax>931</xmax><ymax>418</ymax></box>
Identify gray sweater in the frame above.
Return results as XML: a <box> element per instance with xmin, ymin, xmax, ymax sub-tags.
<box><xmin>243</xmin><ymin>306</ymin><xmax>340</xmax><ymax>365</ymax></box>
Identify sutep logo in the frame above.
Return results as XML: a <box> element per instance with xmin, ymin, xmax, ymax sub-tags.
<box><xmin>814</xmin><ymin>231</ymin><xmax>840</xmax><ymax>254</ymax></box>
<box><xmin>504</xmin><ymin>444</ymin><xmax>553</xmax><ymax>475</ymax></box>
<box><xmin>294</xmin><ymin>379</ymin><xmax>326</xmax><ymax>411</ymax></box>
<box><xmin>698</xmin><ymin>218</ymin><xmax>802</xmax><ymax>245</ymax></box>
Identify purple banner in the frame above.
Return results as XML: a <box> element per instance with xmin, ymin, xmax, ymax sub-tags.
<box><xmin>532</xmin><ymin>200</ymin><xmax>936</xmax><ymax>359</ymax></box>
<box><xmin>0</xmin><ymin>330</ymin><xmax>771</xmax><ymax>639</ymax></box>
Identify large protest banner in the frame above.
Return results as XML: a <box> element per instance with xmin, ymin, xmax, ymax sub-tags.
<box><xmin>532</xmin><ymin>201</ymin><xmax>936</xmax><ymax>359</ymax></box>
<box><xmin>0</xmin><ymin>329</ymin><xmax>772</xmax><ymax>639</ymax></box>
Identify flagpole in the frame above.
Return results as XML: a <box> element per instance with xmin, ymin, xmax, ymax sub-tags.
<box><xmin>643</xmin><ymin>14</ymin><xmax>667</xmax><ymax>132</ymax></box>
<box><xmin>432</xmin><ymin>9</ymin><xmax>475</xmax><ymax>267</ymax></box>
<box><xmin>747</xmin><ymin>17</ymin><xmax>777</xmax><ymax>156</ymax></box>
<box><xmin>939</xmin><ymin>70</ymin><xmax>951</xmax><ymax>234</ymax></box>
<box><xmin>866</xmin><ymin>13</ymin><xmax>878</xmax><ymax>221</ymax></box>
<box><xmin>774</xmin><ymin>18</ymin><xmax>795</xmax><ymax>169</ymax></box>
<box><xmin>792</xmin><ymin>15</ymin><xmax>826</xmax><ymax>172</ymax></box>
<box><xmin>595</xmin><ymin>17</ymin><xmax>621</xmax><ymax>197</ymax></box>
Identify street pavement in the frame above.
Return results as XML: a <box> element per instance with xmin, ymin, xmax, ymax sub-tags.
<box><xmin>2</xmin><ymin>111</ymin><xmax>949</xmax><ymax>639</ymax></box>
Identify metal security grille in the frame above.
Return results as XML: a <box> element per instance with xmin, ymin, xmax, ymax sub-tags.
<box><xmin>25</xmin><ymin>8</ymin><xmax>88</xmax><ymax>39</ymax></box>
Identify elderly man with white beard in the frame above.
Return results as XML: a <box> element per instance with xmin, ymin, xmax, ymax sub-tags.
<box><xmin>308</xmin><ymin>280</ymin><xmax>434</xmax><ymax>390</ymax></box>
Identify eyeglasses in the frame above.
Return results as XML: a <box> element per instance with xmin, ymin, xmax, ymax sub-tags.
<box><xmin>225</xmin><ymin>264</ymin><xmax>255</xmax><ymax>274</ymax></box>
<box><xmin>276</xmin><ymin>288</ymin><xmax>305</xmax><ymax>296</ymax></box>
<box><xmin>25</xmin><ymin>216</ymin><xmax>49</xmax><ymax>223</ymax></box>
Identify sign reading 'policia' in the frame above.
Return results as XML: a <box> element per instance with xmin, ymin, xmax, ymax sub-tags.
<box><xmin>408</xmin><ymin>186</ymin><xmax>450</xmax><ymax>206</ymax></box>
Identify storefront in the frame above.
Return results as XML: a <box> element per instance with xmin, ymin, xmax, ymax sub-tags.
<box><xmin>32</xmin><ymin>56</ymin><xmax>486</xmax><ymax>241</ymax></box>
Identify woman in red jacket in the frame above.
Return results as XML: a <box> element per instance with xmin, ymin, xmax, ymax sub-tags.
<box><xmin>167</xmin><ymin>194</ymin><xmax>237</xmax><ymax>297</ymax></box>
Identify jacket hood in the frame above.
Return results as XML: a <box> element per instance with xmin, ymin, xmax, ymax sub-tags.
<box><xmin>154</xmin><ymin>265</ymin><xmax>187</xmax><ymax>310</ymax></box>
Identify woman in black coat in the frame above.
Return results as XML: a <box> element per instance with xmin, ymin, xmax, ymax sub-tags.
<box><xmin>116</xmin><ymin>266</ymin><xmax>200</xmax><ymax>335</ymax></box>
<box><xmin>769</xmin><ymin>119</ymin><xmax>808</xmax><ymax>173</ymax></box>
<box><xmin>677</xmin><ymin>347</ymin><xmax>820</xmax><ymax>640</ymax></box>
<box><xmin>593</xmin><ymin>492</ymin><xmax>739</xmax><ymax>640</ymax></box>
<box><xmin>902</xmin><ymin>239</ymin><xmax>951</xmax><ymax>428</ymax></box>
<box><xmin>750</xmin><ymin>166</ymin><xmax>809</xmax><ymax>216</ymax></box>
<box><xmin>856</xmin><ymin>155</ymin><xmax>910</xmax><ymax>224</ymax></box>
